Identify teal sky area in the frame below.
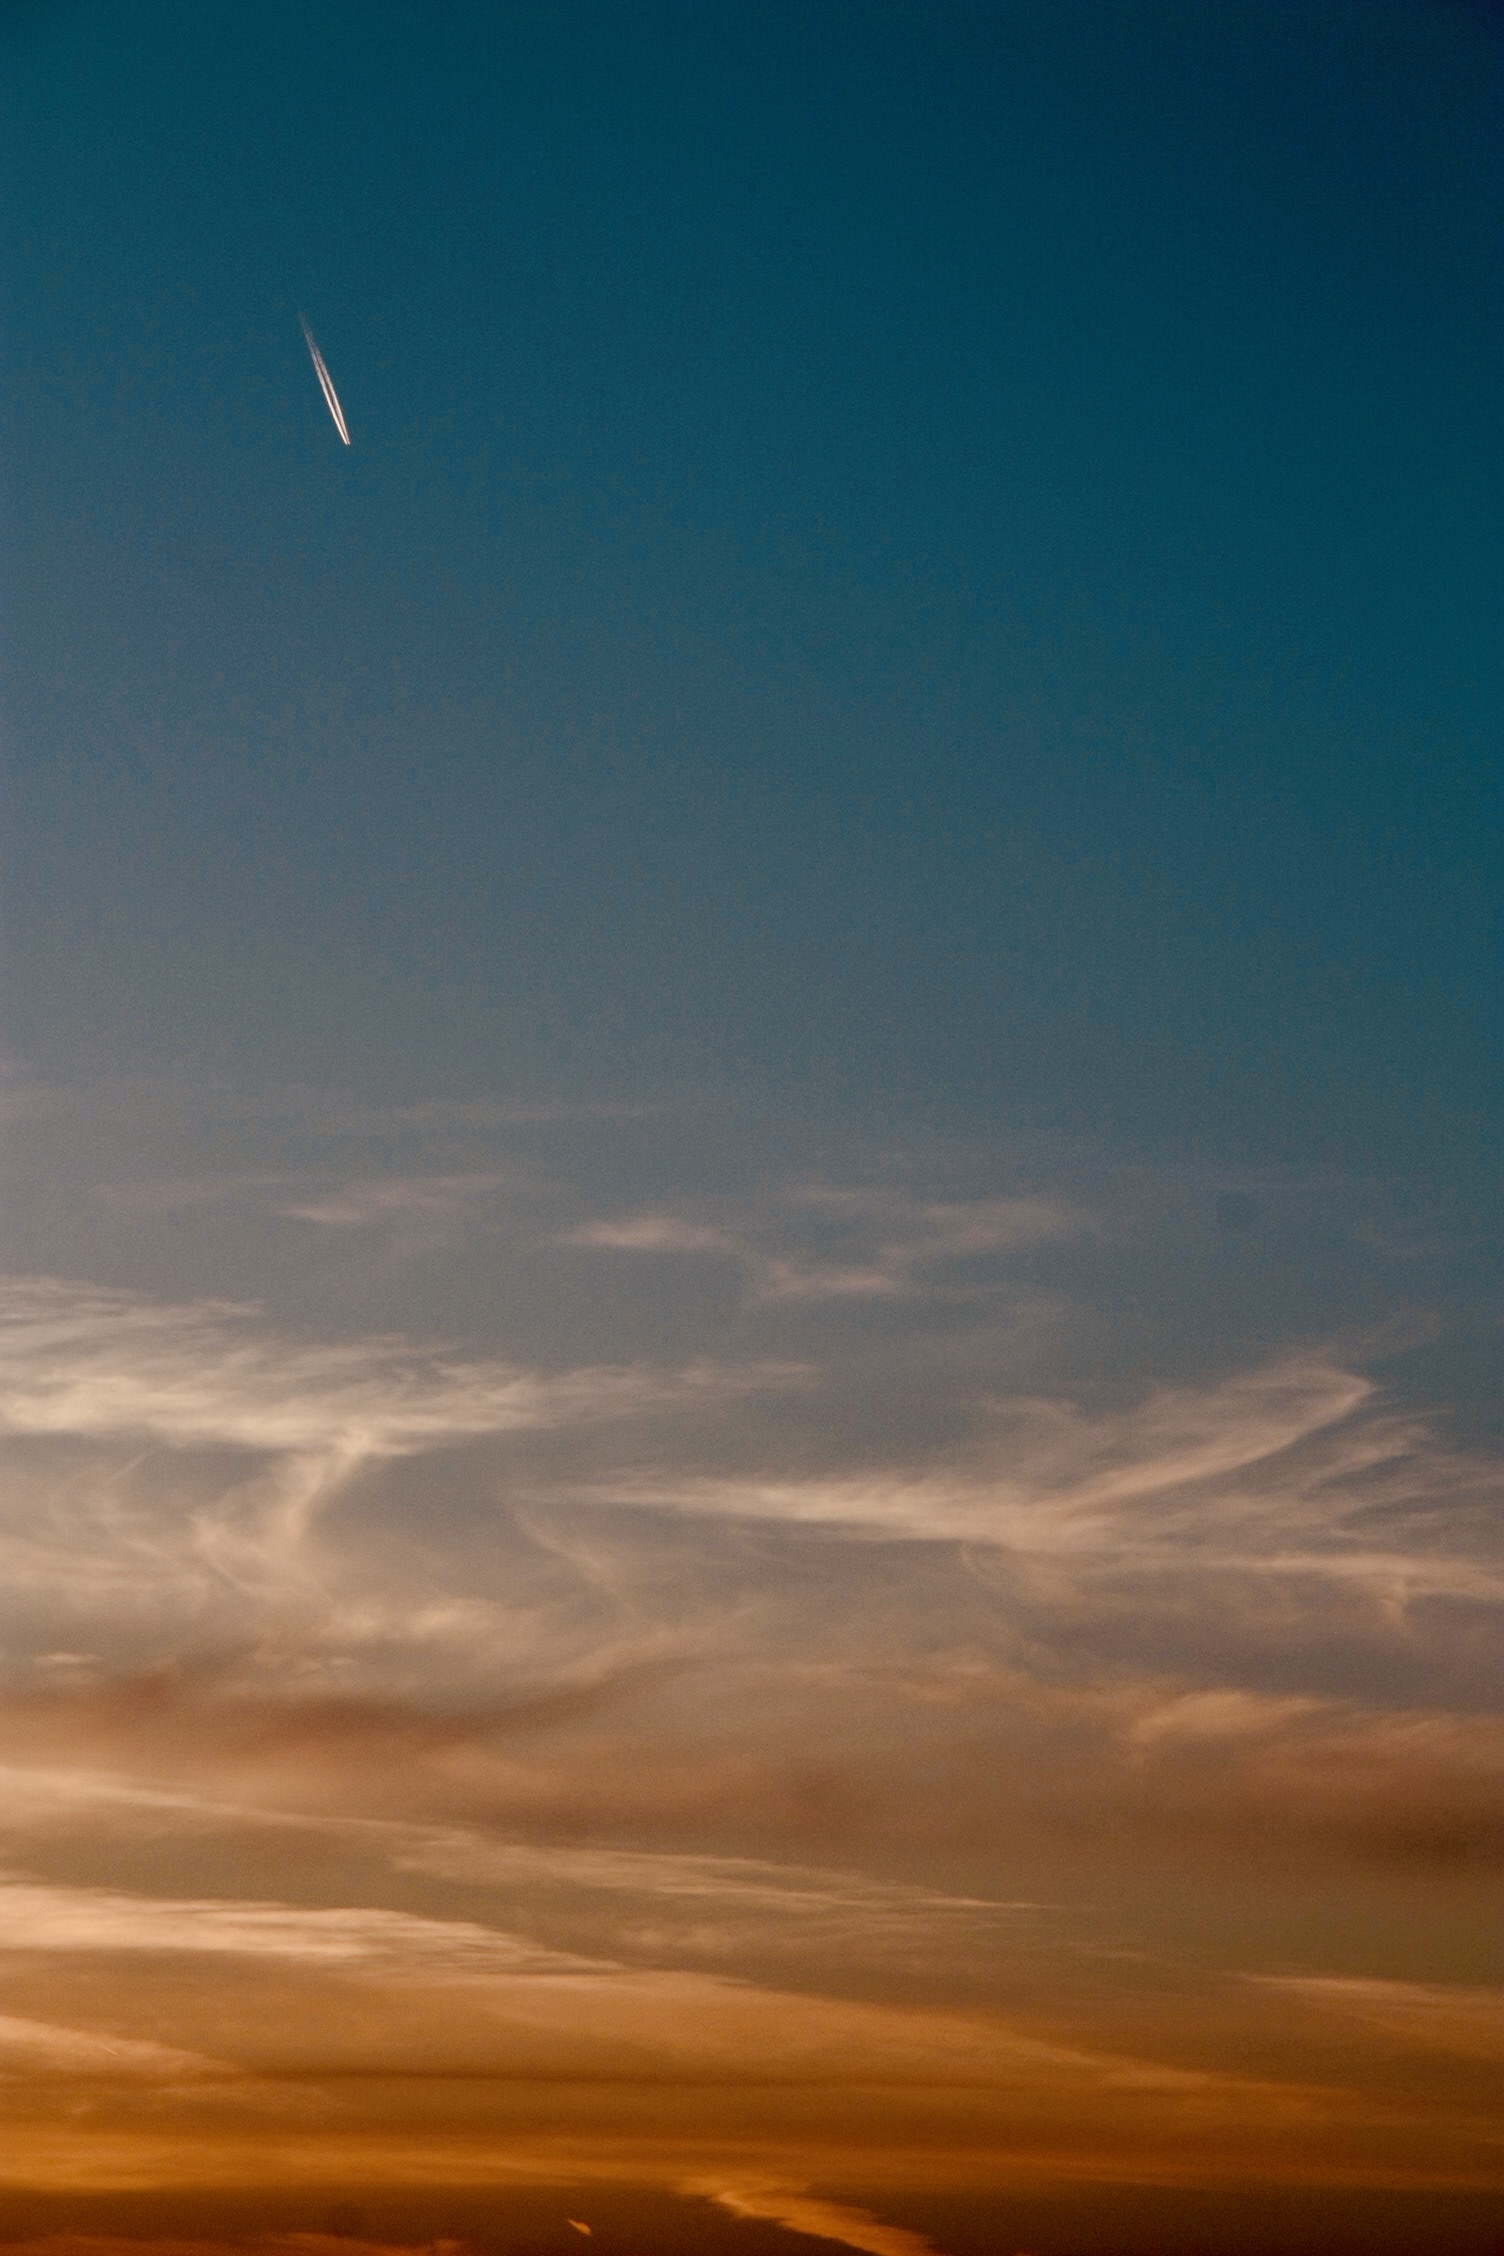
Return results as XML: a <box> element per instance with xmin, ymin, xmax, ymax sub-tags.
<box><xmin>6</xmin><ymin>0</ymin><xmax>1501</xmax><ymax>1163</ymax></box>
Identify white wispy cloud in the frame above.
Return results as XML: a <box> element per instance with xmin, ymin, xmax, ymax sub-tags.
<box><xmin>4</xmin><ymin>1263</ymin><xmax>1497</xmax><ymax>1726</ymax></box>
<box><xmin>0</xmin><ymin>1276</ymin><xmax>710</xmax><ymax>1458</ymax></box>
<box><xmin>566</xmin><ymin>1186</ymin><xmax>1085</xmax><ymax>1304</ymax></box>
<box><xmin>554</xmin><ymin>1351</ymin><xmax>1504</xmax><ymax>1619</ymax></box>
<box><xmin>272</xmin><ymin>1173</ymin><xmax>520</xmax><ymax>1230</ymax></box>
<box><xmin>558</xmin><ymin>1355</ymin><xmax>1360</xmax><ymax>1545</ymax></box>
<box><xmin>0</xmin><ymin>1275</ymin><xmax>801</xmax><ymax>1609</ymax></box>
<box><xmin>570</xmin><ymin>1215</ymin><xmax>738</xmax><ymax>1256</ymax></box>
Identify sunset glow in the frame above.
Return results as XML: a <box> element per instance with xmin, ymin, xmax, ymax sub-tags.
<box><xmin>3</xmin><ymin>5</ymin><xmax>1501</xmax><ymax>2253</ymax></box>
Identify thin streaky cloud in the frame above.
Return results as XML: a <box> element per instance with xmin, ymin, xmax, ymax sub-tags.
<box><xmin>0</xmin><ymin>1273</ymin><xmax>806</xmax><ymax>1607</ymax></box>
<box><xmin>274</xmin><ymin>1172</ymin><xmax>522</xmax><ymax>1229</ymax></box>
<box><xmin>1247</xmin><ymin>1977</ymin><xmax>1504</xmax><ymax>2059</ymax></box>
<box><xmin>0</xmin><ymin>1878</ymin><xmax>605</xmax><ymax>1972</ymax></box>
<box><xmin>555</xmin><ymin>1349</ymin><xmax>1503</xmax><ymax>1596</ymax></box>
<box><xmin>95</xmin><ymin>1169</ymin><xmax>535</xmax><ymax>1238</ymax></box>
<box><xmin>0</xmin><ymin>2013</ymin><xmax>229</xmax><ymax>2081</ymax></box>
<box><xmin>692</xmin><ymin>2182</ymin><xmax>946</xmax><ymax>2256</ymax></box>
<box><xmin>0</xmin><ymin>1769</ymin><xmax>1052</xmax><ymax>1957</ymax></box>
<box><xmin>0</xmin><ymin>1275</ymin><xmax>799</xmax><ymax>1459</ymax></box>
<box><xmin>568</xmin><ymin>1215</ymin><xmax>738</xmax><ymax>1257</ymax></box>
<box><xmin>388</xmin><ymin>1829</ymin><xmax>1036</xmax><ymax>1922</ymax></box>
<box><xmin>566</xmin><ymin>1189</ymin><xmax>1085</xmax><ymax>1305</ymax></box>
<box><xmin>0</xmin><ymin>1876</ymin><xmax>1271</xmax><ymax>2095</ymax></box>
<box><xmin>298</xmin><ymin>313</ymin><xmax>351</xmax><ymax>445</ymax></box>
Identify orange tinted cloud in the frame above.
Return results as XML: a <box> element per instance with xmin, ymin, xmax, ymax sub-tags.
<box><xmin>693</xmin><ymin>2181</ymin><xmax>945</xmax><ymax>2256</ymax></box>
<box><xmin>0</xmin><ymin>1137</ymin><xmax>1500</xmax><ymax>2215</ymax></box>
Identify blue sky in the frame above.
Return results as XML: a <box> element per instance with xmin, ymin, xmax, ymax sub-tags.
<box><xmin>7</xmin><ymin>0</ymin><xmax>1501</xmax><ymax>1158</ymax></box>
<box><xmin>2</xmin><ymin>4</ymin><xmax>1502</xmax><ymax>2247</ymax></box>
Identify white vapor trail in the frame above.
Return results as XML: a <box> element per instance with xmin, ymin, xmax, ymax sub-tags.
<box><xmin>299</xmin><ymin>313</ymin><xmax>351</xmax><ymax>445</ymax></box>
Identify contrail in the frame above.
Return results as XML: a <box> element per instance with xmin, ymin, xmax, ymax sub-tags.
<box><xmin>298</xmin><ymin>313</ymin><xmax>351</xmax><ymax>445</ymax></box>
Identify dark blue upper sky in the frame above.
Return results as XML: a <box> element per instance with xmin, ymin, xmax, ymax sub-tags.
<box><xmin>5</xmin><ymin>0</ymin><xmax>1501</xmax><ymax>1165</ymax></box>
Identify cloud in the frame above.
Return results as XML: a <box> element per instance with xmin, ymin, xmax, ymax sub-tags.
<box><xmin>565</xmin><ymin>1187</ymin><xmax>1084</xmax><ymax>1304</ymax></box>
<box><xmin>19</xmin><ymin>1074</ymin><xmax>658</xmax><ymax>1140</ymax></box>
<box><xmin>550</xmin><ymin>1348</ymin><xmax>1503</xmax><ymax>1631</ymax></box>
<box><xmin>570</xmin><ymin>1215</ymin><xmax>738</xmax><ymax>1257</ymax></box>
<box><xmin>557</xmin><ymin>1355</ymin><xmax>1363</xmax><ymax>1545</ymax></box>
<box><xmin>97</xmin><ymin>1173</ymin><xmax>527</xmax><ymax>1234</ymax></box>
<box><xmin>384</xmin><ymin>1828</ymin><xmax>1043</xmax><ymax>1969</ymax></box>
<box><xmin>0</xmin><ymin>1877</ymin><xmax>603</xmax><ymax>1974</ymax></box>
<box><xmin>0</xmin><ymin>1760</ymin><xmax>1050</xmax><ymax>1996</ymax></box>
<box><xmin>1248</xmin><ymin>1978</ymin><xmax>1504</xmax><ymax>2059</ymax></box>
<box><xmin>11</xmin><ymin>1645</ymin><xmax>1497</xmax><ymax>1913</ymax></box>
<box><xmin>1108</xmin><ymin>1687</ymin><xmax>1504</xmax><ymax>1867</ymax></box>
<box><xmin>693</xmin><ymin>2182</ymin><xmax>945</xmax><ymax>2256</ymax></box>
<box><xmin>0</xmin><ymin>1276</ymin><xmax>747</xmax><ymax>1460</ymax></box>
<box><xmin>5</xmin><ymin>1063</ymin><xmax>1503</xmax><ymax>2212</ymax></box>
<box><xmin>0</xmin><ymin>2013</ymin><xmax>228</xmax><ymax>2080</ymax></box>
<box><xmin>0</xmin><ymin>1275</ymin><xmax>801</xmax><ymax>1618</ymax></box>
<box><xmin>0</xmin><ymin>1873</ymin><xmax>1286</xmax><ymax>2105</ymax></box>
<box><xmin>390</xmin><ymin>1829</ymin><xmax>1025</xmax><ymax>1924</ymax></box>
<box><xmin>2</xmin><ymin>1848</ymin><xmax>1497</xmax><ymax>2198</ymax></box>
<box><xmin>272</xmin><ymin>1174</ymin><xmax>519</xmax><ymax>1231</ymax></box>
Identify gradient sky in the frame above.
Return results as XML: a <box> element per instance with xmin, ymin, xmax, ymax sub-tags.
<box><xmin>2</xmin><ymin>4</ymin><xmax>1502</xmax><ymax>2253</ymax></box>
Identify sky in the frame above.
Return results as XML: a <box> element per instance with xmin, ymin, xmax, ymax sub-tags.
<box><xmin>1</xmin><ymin>2</ymin><xmax>1502</xmax><ymax>2252</ymax></box>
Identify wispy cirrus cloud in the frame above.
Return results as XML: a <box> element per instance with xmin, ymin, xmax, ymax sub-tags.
<box><xmin>0</xmin><ymin>1877</ymin><xmax>603</xmax><ymax>1974</ymax></box>
<box><xmin>554</xmin><ymin>1350</ymin><xmax>1464</xmax><ymax>1561</ymax></box>
<box><xmin>0</xmin><ymin>1759</ymin><xmax>1047</xmax><ymax>1976</ymax></box>
<box><xmin>272</xmin><ymin>1173</ymin><xmax>521</xmax><ymax>1230</ymax></box>
<box><xmin>96</xmin><ymin>1170</ymin><xmax>530</xmax><ymax>1235</ymax></box>
<box><xmin>0</xmin><ymin>2013</ymin><xmax>229</xmax><ymax>2081</ymax></box>
<box><xmin>3</xmin><ymin>1072</ymin><xmax>1502</xmax><ymax>2212</ymax></box>
<box><xmin>383</xmin><ymin>1827</ymin><xmax>1045</xmax><ymax>1974</ymax></box>
<box><xmin>0</xmin><ymin>1873</ymin><xmax>1284</xmax><ymax>2099</ymax></box>
<box><xmin>1248</xmin><ymin>1977</ymin><xmax>1504</xmax><ymax>2060</ymax></box>
<box><xmin>389</xmin><ymin>1829</ymin><xmax>1028</xmax><ymax>1925</ymax></box>
<box><xmin>0</xmin><ymin>1274</ymin><xmax>803</xmax><ymax>1632</ymax></box>
<box><xmin>3</xmin><ymin>1264</ymin><xmax>1499</xmax><ymax>1746</ymax></box>
<box><xmin>0</xmin><ymin>1276</ymin><xmax>703</xmax><ymax>1458</ymax></box>
<box><xmin>566</xmin><ymin>1185</ymin><xmax>1084</xmax><ymax>1303</ymax></box>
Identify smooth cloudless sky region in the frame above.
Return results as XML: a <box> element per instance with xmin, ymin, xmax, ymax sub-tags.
<box><xmin>1</xmin><ymin>5</ymin><xmax>1502</xmax><ymax>2253</ymax></box>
